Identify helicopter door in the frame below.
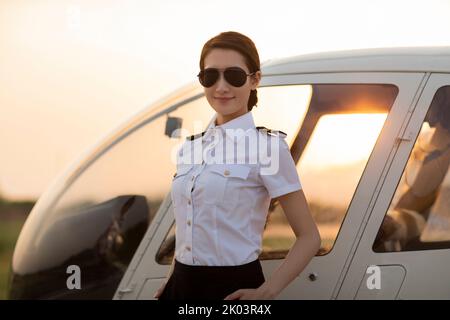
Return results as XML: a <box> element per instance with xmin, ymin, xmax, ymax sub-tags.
<box><xmin>254</xmin><ymin>73</ymin><xmax>425</xmax><ymax>300</ymax></box>
<box><xmin>338</xmin><ymin>74</ymin><xmax>450</xmax><ymax>299</ymax></box>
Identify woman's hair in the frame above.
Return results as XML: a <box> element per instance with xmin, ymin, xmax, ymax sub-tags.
<box><xmin>199</xmin><ymin>31</ymin><xmax>261</xmax><ymax>111</ymax></box>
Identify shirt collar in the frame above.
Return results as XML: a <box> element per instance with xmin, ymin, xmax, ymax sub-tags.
<box><xmin>204</xmin><ymin>111</ymin><xmax>256</xmax><ymax>143</ymax></box>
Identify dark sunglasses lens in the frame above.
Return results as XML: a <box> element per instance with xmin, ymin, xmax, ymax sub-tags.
<box><xmin>199</xmin><ymin>69</ymin><xmax>219</xmax><ymax>87</ymax></box>
<box><xmin>224</xmin><ymin>68</ymin><xmax>247</xmax><ymax>87</ymax></box>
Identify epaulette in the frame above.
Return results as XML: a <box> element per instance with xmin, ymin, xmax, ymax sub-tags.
<box><xmin>256</xmin><ymin>126</ymin><xmax>287</xmax><ymax>138</ymax></box>
<box><xmin>186</xmin><ymin>131</ymin><xmax>206</xmax><ymax>141</ymax></box>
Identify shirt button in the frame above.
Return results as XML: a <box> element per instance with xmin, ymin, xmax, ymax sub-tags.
<box><xmin>188</xmin><ymin>200</ymin><xmax>191</xmax><ymax>205</ymax></box>
<box><xmin>191</xmin><ymin>176</ymin><xmax>195</xmax><ymax>181</ymax></box>
<box><xmin>224</xmin><ymin>170</ymin><xmax>230</xmax><ymax>176</ymax></box>
<box><xmin>187</xmin><ymin>220</ymin><xmax>191</xmax><ymax>226</ymax></box>
<box><xmin>186</xmin><ymin>246</ymin><xmax>191</xmax><ymax>251</ymax></box>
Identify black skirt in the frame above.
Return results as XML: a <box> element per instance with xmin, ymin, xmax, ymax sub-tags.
<box><xmin>158</xmin><ymin>259</ymin><xmax>265</xmax><ymax>300</ymax></box>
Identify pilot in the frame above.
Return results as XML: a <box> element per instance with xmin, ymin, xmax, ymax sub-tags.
<box><xmin>375</xmin><ymin>86</ymin><xmax>450</xmax><ymax>251</ymax></box>
<box><xmin>154</xmin><ymin>31</ymin><xmax>321</xmax><ymax>300</ymax></box>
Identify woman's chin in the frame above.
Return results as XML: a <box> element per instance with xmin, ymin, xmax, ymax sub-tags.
<box><xmin>213</xmin><ymin>107</ymin><xmax>237</xmax><ymax>116</ymax></box>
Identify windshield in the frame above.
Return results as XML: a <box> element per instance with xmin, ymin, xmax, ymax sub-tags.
<box><xmin>10</xmin><ymin>85</ymin><xmax>210</xmax><ymax>299</ymax></box>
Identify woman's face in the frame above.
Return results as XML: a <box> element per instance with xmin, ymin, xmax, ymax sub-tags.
<box><xmin>203</xmin><ymin>48</ymin><xmax>261</xmax><ymax>125</ymax></box>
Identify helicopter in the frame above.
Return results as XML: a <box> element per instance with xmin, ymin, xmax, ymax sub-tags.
<box><xmin>8</xmin><ymin>46</ymin><xmax>450</xmax><ymax>300</ymax></box>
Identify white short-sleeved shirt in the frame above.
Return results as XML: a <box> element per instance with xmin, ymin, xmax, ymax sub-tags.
<box><xmin>171</xmin><ymin>111</ymin><xmax>302</xmax><ymax>266</ymax></box>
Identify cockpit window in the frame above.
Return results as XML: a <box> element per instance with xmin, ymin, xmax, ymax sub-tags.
<box><xmin>374</xmin><ymin>86</ymin><xmax>450</xmax><ymax>252</ymax></box>
<box><xmin>260</xmin><ymin>84</ymin><xmax>398</xmax><ymax>258</ymax></box>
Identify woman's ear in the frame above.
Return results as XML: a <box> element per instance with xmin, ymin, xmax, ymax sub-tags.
<box><xmin>251</xmin><ymin>71</ymin><xmax>261</xmax><ymax>90</ymax></box>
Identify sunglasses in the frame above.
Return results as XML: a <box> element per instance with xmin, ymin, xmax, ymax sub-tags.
<box><xmin>197</xmin><ymin>67</ymin><xmax>256</xmax><ymax>88</ymax></box>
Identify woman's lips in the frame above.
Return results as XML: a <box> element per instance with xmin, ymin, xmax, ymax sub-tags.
<box><xmin>215</xmin><ymin>97</ymin><xmax>234</xmax><ymax>102</ymax></box>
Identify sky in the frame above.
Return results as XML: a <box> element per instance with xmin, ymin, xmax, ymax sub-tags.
<box><xmin>1</xmin><ymin>0</ymin><xmax>450</xmax><ymax>200</ymax></box>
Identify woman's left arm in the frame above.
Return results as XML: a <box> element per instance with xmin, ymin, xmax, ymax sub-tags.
<box><xmin>224</xmin><ymin>189</ymin><xmax>321</xmax><ymax>300</ymax></box>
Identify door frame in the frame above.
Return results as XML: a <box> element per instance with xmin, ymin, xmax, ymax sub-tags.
<box><xmin>337</xmin><ymin>73</ymin><xmax>450</xmax><ymax>300</ymax></box>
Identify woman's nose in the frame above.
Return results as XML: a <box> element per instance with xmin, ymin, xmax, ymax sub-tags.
<box><xmin>215</xmin><ymin>73</ymin><xmax>229</xmax><ymax>92</ymax></box>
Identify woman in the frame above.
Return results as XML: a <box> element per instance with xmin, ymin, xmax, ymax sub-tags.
<box><xmin>155</xmin><ymin>31</ymin><xmax>321</xmax><ymax>300</ymax></box>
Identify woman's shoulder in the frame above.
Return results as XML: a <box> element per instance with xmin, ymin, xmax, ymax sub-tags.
<box><xmin>255</xmin><ymin>126</ymin><xmax>287</xmax><ymax>139</ymax></box>
<box><xmin>255</xmin><ymin>126</ymin><xmax>288</xmax><ymax>150</ymax></box>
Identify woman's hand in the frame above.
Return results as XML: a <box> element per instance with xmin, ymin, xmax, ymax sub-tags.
<box><xmin>153</xmin><ymin>281</ymin><xmax>167</xmax><ymax>299</ymax></box>
<box><xmin>224</xmin><ymin>287</ymin><xmax>275</xmax><ymax>300</ymax></box>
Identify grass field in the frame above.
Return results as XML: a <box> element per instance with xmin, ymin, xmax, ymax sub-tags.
<box><xmin>0</xmin><ymin>218</ymin><xmax>27</xmax><ymax>300</ymax></box>
<box><xmin>0</xmin><ymin>196</ymin><xmax>33</xmax><ymax>300</ymax></box>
